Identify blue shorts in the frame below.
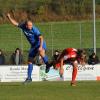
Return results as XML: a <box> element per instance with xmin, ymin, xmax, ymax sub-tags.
<box><xmin>28</xmin><ymin>41</ymin><xmax>47</xmax><ymax>61</ymax></box>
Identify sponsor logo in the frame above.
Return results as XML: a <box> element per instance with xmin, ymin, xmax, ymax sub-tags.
<box><xmin>65</xmin><ymin>65</ymin><xmax>94</xmax><ymax>72</ymax></box>
<box><xmin>24</xmin><ymin>31</ymin><xmax>32</xmax><ymax>36</ymax></box>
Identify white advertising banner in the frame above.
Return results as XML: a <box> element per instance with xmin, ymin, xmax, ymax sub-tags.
<box><xmin>0</xmin><ymin>65</ymin><xmax>40</xmax><ymax>82</ymax></box>
<box><xmin>63</xmin><ymin>64</ymin><xmax>100</xmax><ymax>81</ymax></box>
<box><xmin>0</xmin><ymin>64</ymin><xmax>100</xmax><ymax>82</ymax></box>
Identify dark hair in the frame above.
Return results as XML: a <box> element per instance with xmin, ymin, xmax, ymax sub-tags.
<box><xmin>15</xmin><ymin>48</ymin><xmax>20</xmax><ymax>53</ymax></box>
<box><xmin>54</xmin><ymin>50</ymin><xmax>59</xmax><ymax>53</ymax></box>
<box><xmin>25</xmin><ymin>20</ymin><xmax>33</xmax><ymax>25</ymax></box>
<box><xmin>77</xmin><ymin>49</ymin><xmax>86</xmax><ymax>57</ymax></box>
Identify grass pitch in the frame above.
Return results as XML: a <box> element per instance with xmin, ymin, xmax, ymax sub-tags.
<box><xmin>0</xmin><ymin>81</ymin><xmax>100</xmax><ymax>100</ymax></box>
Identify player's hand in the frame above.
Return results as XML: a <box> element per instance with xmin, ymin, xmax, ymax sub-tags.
<box><xmin>7</xmin><ymin>13</ymin><xmax>10</xmax><ymax>18</ymax></box>
<box><xmin>39</xmin><ymin>46</ymin><xmax>43</xmax><ymax>52</ymax></box>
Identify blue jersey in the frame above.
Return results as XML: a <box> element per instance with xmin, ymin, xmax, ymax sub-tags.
<box><xmin>18</xmin><ymin>23</ymin><xmax>43</xmax><ymax>47</ymax></box>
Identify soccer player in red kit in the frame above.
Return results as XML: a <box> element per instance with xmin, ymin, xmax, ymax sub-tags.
<box><xmin>53</xmin><ymin>48</ymin><xmax>86</xmax><ymax>86</ymax></box>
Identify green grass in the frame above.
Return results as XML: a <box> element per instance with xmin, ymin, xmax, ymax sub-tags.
<box><xmin>0</xmin><ymin>81</ymin><xmax>100</xmax><ymax>100</ymax></box>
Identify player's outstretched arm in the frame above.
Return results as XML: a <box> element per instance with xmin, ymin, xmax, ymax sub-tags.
<box><xmin>7</xmin><ymin>13</ymin><xmax>19</xmax><ymax>26</ymax></box>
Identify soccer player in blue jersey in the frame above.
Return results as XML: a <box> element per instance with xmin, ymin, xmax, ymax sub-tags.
<box><xmin>7</xmin><ymin>13</ymin><xmax>50</xmax><ymax>82</ymax></box>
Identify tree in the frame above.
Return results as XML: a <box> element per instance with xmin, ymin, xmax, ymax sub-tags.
<box><xmin>50</xmin><ymin>0</ymin><xmax>66</xmax><ymax>15</ymax></box>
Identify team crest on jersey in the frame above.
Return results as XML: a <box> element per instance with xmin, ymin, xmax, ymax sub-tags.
<box><xmin>24</xmin><ymin>31</ymin><xmax>33</xmax><ymax>36</ymax></box>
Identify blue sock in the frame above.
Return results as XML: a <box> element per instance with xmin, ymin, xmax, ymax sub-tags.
<box><xmin>27</xmin><ymin>63</ymin><xmax>33</xmax><ymax>80</ymax></box>
<box><xmin>42</xmin><ymin>56</ymin><xmax>48</xmax><ymax>65</ymax></box>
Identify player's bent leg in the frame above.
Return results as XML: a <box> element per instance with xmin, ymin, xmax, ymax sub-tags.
<box><xmin>39</xmin><ymin>49</ymin><xmax>51</xmax><ymax>73</ymax></box>
<box><xmin>71</xmin><ymin>60</ymin><xmax>78</xmax><ymax>86</ymax></box>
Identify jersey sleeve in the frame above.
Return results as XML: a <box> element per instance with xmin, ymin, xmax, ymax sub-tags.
<box><xmin>18</xmin><ymin>23</ymin><xmax>25</xmax><ymax>29</ymax></box>
<box><xmin>33</xmin><ymin>27</ymin><xmax>42</xmax><ymax>37</ymax></box>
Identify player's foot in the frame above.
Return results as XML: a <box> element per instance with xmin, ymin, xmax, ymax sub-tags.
<box><xmin>60</xmin><ymin>77</ymin><xmax>64</xmax><ymax>81</ymax></box>
<box><xmin>60</xmin><ymin>74</ymin><xmax>63</xmax><ymax>78</ymax></box>
<box><xmin>71</xmin><ymin>82</ymin><xmax>76</xmax><ymax>86</ymax></box>
<box><xmin>23</xmin><ymin>78</ymin><xmax>32</xmax><ymax>84</ymax></box>
<box><xmin>45</xmin><ymin>63</ymin><xmax>52</xmax><ymax>73</ymax></box>
<box><xmin>45</xmin><ymin>66</ymin><xmax>50</xmax><ymax>73</ymax></box>
<box><xmin>42</xmin><ymin>78</ymin><xmax>48</xmax><ymax>81</ymax></box>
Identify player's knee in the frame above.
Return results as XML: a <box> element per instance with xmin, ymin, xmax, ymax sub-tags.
<box><xmin>28</xmin><ymin>61</ymin><xmax>33</xmax><ymax>64</ymax></box>
<box><xmin>28</xmin><ymin>57</ymin><xmax>34</xmax><ymax>64</ymax></box>
<box><xmin>39</xmin><ymin>50</ymin><xmax>45</xmax><ymax>57</ymax></box>
<box><xmin>72</xmin><ymin>61</ymin><xmax>78</xmax><ymax>68</ymax></box>
<box><xmin>74</xmin><ymin>60</ymin><xmax>78</xmax><ymax>64</ymax></box>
